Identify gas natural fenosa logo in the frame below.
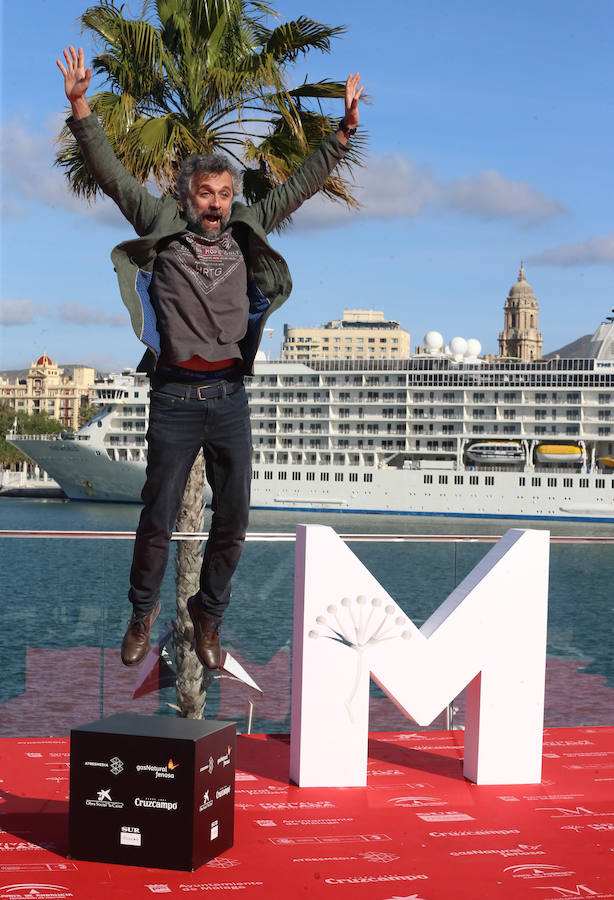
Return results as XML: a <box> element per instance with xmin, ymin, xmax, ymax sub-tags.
<box><xmin>217</xmin><ymin>747</ymin><xmax>232</xmax><ymax>768</ymax></box>
<box><xmin>135</xmin><ymin>759</ymin><xmax>180</xmax><ymax>780</ymax></box>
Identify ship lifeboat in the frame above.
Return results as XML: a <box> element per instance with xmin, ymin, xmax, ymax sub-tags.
<box><xmin>535</xmin><ymin>443</ymin><xmax>584</xmax><ymax>464</ymax></box>
<box><xmin>465</xmin><ymin>441</ymin><xmax>525</xmax><ymax>463</ymax></box>
<box><xmin>598</xmin><ymin>456</ymin><xmax>614</xmax><ymax>468</ymax></box>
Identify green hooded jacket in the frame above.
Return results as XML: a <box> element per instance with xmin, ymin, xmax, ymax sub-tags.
<box><xmin>68</xmin><ymin>113</ymin><xmax>348</xmax><ymax>374</ymax></box>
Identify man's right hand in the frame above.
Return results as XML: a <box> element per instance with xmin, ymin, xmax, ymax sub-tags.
<box><xmin>56</xmin><ymin>45</ymin><xmax>92</xmax><ymax>119</ymax></box>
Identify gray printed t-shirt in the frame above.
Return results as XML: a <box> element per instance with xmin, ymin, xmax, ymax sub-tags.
<box><xmin>151</xmin><ymin>227</ymin><xmax>248</xmax><ymax>364</ymax></box>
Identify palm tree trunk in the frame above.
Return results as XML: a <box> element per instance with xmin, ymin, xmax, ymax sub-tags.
<box><xmin>173</xmin><ymin>449</ymin><xmax>207</xmax><ymax>718</ymax></box>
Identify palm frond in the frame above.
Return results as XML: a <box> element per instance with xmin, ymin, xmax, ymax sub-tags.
<box><xmin>92</xmin><ymin>90</ymin><xmax>142</xmax><ymax>133</ymax></box>
<box><xmin>241</xmin><ymin>109</ymin><xmax>364</xmax><ymax>209</ymax></box>
<box><xmin>257</xmin><ymin>17</ymin><xmax>346</xmax><ymax>63</ymax></box>
<box><xmin>82</xmin><ymin>4</ymin><xmax>170</xmax><ymax>105</ymax></box>
<box><xmin>83</xmin><ymin>3</ymin><xmax>165</xmax><ymax>65</ymax></box>
<box><xmin>55</xmin><ymin>133</ymin><xmax>103</xmax><ymax>201</ymax></box>
<box><xmin>122</xmin><ymin>114</ymin><xmax>203</xmax><ymax>192</ymax></box>
<box><xmin>285</xmin><ymin>79</ymin><xmax>347</xmax><ymax>100</ymax></box>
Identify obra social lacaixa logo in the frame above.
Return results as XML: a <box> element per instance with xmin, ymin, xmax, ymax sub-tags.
<box><xmin>86</xmin><ymin>788</ymin><xmax>123</xmax><ymax>809</ymax></box>
<box><xmin>291</xmin><ymin>525</ymin><xmax>550</xmax><ymax>788</ymax></box>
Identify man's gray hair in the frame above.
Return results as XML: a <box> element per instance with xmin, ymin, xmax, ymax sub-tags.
<box><xmin>176</xmin><ymin>153</ymin><xmax>243</xmax><ymax>206</ymax></box>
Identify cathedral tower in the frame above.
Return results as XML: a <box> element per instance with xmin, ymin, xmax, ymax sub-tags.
<box><xmin>498</xmin><ymin>265</ymin><xmax>543</xmax><ymax>361</ymax></box>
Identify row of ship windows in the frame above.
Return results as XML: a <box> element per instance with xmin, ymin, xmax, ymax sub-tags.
<box><xmin>252</xmin><ymin>471</ymin><xmax>374</xmax><ymax>483</ymax></box>
<box><xmin>251</xmin><ymin>392</ymin><xmax>613</xmax><ymax>403</ymax></box>
<box><xmin>285</xmin><ymin>337</ymin><xmax>401</xmax><ymax>343</ymax></box>
<box><xmin>423</xmin><ymin>474</ymin><xmax>612</xmax><ymax>488</ymax></box>
<box><xmin>251</xmin><ymin>470</ymin><xmax>612</xmax><ymax>488</ymax></box>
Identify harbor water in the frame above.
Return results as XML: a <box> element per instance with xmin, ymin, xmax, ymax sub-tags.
<box><xmin>1</xmin><ymin>497</ymin><xmax>613</xmax><ymax>736</ymax></box>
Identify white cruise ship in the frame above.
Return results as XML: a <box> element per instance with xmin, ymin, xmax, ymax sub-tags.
<box><xmin>7</xmin><ymin>317</ymin><xmax>614</xmax><ymax>521</ymax></box>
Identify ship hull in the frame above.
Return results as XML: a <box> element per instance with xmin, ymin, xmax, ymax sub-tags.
<box><xmin>249</xmin><ymin>463</ymin><xmax>614</xmax><ymax>521</ymax></box>
<box><xmin>7</xmin><ymin>437</ymin><xmax>146</xmax><ymax>503</ymax></box>
<box><xmin>8</xmin><ymin>439</ymin><xmax>614</xmax><ymax>520</ymax></box>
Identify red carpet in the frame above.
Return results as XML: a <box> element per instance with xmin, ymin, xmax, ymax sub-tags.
<box><xmin>2</xmin><ymin>727</ymin><xmax>614</xmax><ymax>898</ymax></box>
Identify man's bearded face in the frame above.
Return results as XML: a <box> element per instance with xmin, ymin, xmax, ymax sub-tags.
<box><xmin>186</xmin><ymin>170</ymin><xmax>234</xmax><ymax>238</ymax></box>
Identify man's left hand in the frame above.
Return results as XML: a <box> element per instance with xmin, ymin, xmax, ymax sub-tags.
<box><xmin>337</xmin><ymin>73</ymin><xmax>364</xmax><ymax>143</ymax></box>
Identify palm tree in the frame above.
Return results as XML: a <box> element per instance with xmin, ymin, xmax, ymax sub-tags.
<box><xmin>56</xmin><ymin>0</ymin><xmax>364</xmax><ymax>719</ymax></box>
<box><xmin>57</xmin><ymin>0</ymin><xmax>363</xmax><ymax>204</ymax></box>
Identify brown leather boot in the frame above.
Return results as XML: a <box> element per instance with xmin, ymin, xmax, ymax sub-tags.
<box><xmin>187</xmin><ymin>597</ymin><xmax>221</xmax><ymax>669</ymax></box>
<box><xmin>120</xmin><ymin>601</ymin><xmax>161</xmax><ymax>667</ymax></box>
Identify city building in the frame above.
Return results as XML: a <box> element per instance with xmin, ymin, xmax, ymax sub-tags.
<box><xmin>0</xmin><ymin>353</ymin><xmax>96</xmax><ymax>430</ymax></box>
<box><xmin>498</xmin><ymin>265</ymin><xmax>543</xmax><ymax>361</ymax></box>
<box><xmin>281</xmin><ymin>309</ymin><xmax>411</xmax><ymax>361</ymax></box>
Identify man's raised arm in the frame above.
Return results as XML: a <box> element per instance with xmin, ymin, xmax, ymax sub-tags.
<box><xmin>55</xmin><ymin>45</ymin><xmax>176</xmax><ymax>236</ymax></box>
<box><xmin>56</xmin><ymin>45</ymin><xmax>92</xmax><ymax>120</ymax></box>
<box><xmin>253</xmin><ymin>72</ymin><xmax>365</xmax><ymax>234</ymax></box>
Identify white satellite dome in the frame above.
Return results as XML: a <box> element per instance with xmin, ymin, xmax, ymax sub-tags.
<box><xmin>449</xmin><ymin>336</ymin><xmax>467</xmax><ymax>358</ymax></box>
<box><xmin>424</xmin><ymin>330</ymin><xmax>444</xmax><ymax>353</ymax></box>
<box><xmin>464</xmin><ymin>338</ymin><xmax>482</xmax><ymax>358</ymax></box>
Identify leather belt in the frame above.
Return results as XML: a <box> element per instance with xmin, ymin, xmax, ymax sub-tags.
<box><xmin>152</xmin><ymin>378</ymin><xmax>243</xmax><ymax>401</ymax></box>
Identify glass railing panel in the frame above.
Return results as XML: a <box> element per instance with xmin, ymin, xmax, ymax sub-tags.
<box><xmin>0</xmin><ymin>534</ymin><xmax>181</xmax><ymax>738</ymax></box>
<box><xmin>1</xmin><ymin>527</ymin><xmax>613</xmax><ymax>737</ymax></box>
<box><xmin>452</xmin><ymin>536</ymin><xmax>614</xmax><ymax>729</ymax></box>
<box><xmin>1</xmin><ymin>537</ymin><xmax>107</xmax><ymax>738</ymax></box>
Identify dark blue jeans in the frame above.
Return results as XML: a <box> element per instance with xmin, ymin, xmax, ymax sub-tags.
<box><xmin>128</xmin><ymin>382</ymin><xmax>252</xmax><ymax>624</ymax></box>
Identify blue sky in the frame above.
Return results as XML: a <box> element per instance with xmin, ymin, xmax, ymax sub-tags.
<box><xmin>1</xmin><ymin>0</ymin><xmax>613</xmax><ymax>372</ymax></box>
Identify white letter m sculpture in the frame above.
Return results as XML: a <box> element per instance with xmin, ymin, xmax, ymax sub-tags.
<box><xmin>290</xmin><ymin>526</ymin><xmax>549</xmax><ymax>787</ymax></box>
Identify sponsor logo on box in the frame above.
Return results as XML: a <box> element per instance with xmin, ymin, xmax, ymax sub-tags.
<box><xmin>84</xmin><ymin>757</ymin><xmax>124</xmax><ymax>776</ymax></box>
<box><xmin>199</xmin><ymin>791</ymin><xmax>213</xmax><ymax>812</ymax></box>
<box><xmin>85</xmin><ymin>789</ymin><xmax>124</xmax><ymax>809</ymax></box>
<box><xmin>134</xmin><ymin>797</ymin><xmax>179</xmax><ymax>811</ymax></box>
<box><xmin>135</xmin><ymin>760</ymin><xmax>179</xmax><ymax>780</ymax></box>
<box><xmin>217</xmin><ymin>747</ymin><xmax>232</xmax><ymax>768</ymax></box>
<box><xmin>120</xmin><ymin>827</ymin><xmax>142</xmax><ymax>847</ymax></box>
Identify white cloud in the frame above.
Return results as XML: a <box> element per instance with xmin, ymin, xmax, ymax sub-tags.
<box><xmin>0</xmin><ymin>298</ymin><xmax>38</xmax><ymax>326</ymax></box>
<box><xmin>2</xmin><ymin>120</ymin><xmax>565</xmax><ymax>232</ymax></box>
<box><xmin>528</xmin><ymin>233</ymin><xmax>614</xmax><ymax>266</ymax></box>
<box><xmin>68</xmin><ymin>352</ymin><xmax>136</xmax><ymax>373</ymax></box>
<box><xmin>58</xmin><ymin>301</ymin><xmax>128</xmax><ymax>327</ymax></box>
<box><xmin>444</xmin><ymin>169</ymin><xmax>565</xmax><ymax>224</ymax></box>
<box><xmin>0</xmin><ymin>118</ymin><xmax>124</xmax><ymax>226</ymax></box>
<box><xmin>0</xmin><ymin>298</ymin><xmax>127</xmax><ymax>328</ymax></box>
<box><xmin>292</xmin><ymin>154</ymin><xmax>565</xmax><ymax>230</ymax></box>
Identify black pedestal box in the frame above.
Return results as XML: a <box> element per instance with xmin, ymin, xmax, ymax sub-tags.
<box><xmin>69</xmin><ymin>713</ymin><xmax>235</xmax><ymax>871</ymax></box>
